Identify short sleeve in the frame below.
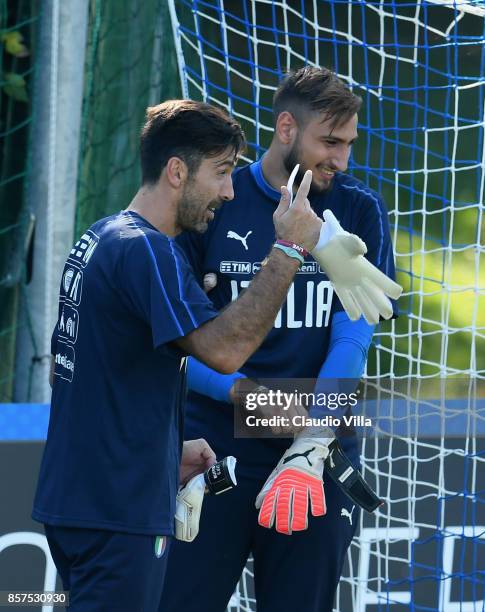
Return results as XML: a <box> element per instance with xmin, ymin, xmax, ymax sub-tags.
<box><xmin>121</xmin><ymin>231</ymin><xmax>217</xmax><ymax>349</ymax></box>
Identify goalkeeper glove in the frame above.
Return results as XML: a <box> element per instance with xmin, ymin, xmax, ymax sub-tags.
<box><xmin>175</xmin><ymin>472</ymin><xmax>206</xmax><ymax>542</ymax></box>
<box><xmin>255</xmin><ymin>429</ymin><xmax>334</xmax><ymax>535</ymax></box>
<box><xmin>310</xmin><ymin>209</ymin><xmax>402</xmax><ymax>324</ymax></box>
<box><xmin>175</xmin><ymin>456</ymin><xmax>237</xmax><ymax>541</ymax></box>
<box><xmin>286</xmin><ymin>164</ymin><xmax>402</xmax><ymax>325</ymax></box>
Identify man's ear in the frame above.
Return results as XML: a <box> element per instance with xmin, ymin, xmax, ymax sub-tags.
<box><xmin>165</xmin><ymin>157</ymin><xmax>189</xmax><ymax>188</ymax></box>
<box><xmin>275</xmin><ymin>111</ymin><xmax>298</xmax><ymax>145</ymax></box>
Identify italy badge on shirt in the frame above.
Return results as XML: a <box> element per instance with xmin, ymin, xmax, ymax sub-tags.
<box><xmin>154</xmin><ymin>535</ymin><xmax>167</xmax><ymax>559</ymax></box>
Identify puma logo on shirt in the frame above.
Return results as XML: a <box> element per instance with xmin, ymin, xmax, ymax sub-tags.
<box><xmin>227</xmin><ymin>230</ymin><xmax>253</xmax><ymax>251</ymax></box>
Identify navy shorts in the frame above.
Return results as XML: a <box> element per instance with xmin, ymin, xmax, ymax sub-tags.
<box><xmin>159</xmin><ymin>472</ymin><xmax>358</xmax><ymax>612</ymax></box>
<box><xmin>44</xmin><ymin>525</ymin><xmax>171</xmax><ymax>612</ymax></box>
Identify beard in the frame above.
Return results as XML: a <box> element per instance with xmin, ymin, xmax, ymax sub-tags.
<box><xmin>176</xmin><ymin>180</ymin><xmax>220</xmax><ymax>234</ymax></box>
<box><xmin>283</xmin><ymin>137</ymin><xmax>333</xmax><ymax>198</ymax></box>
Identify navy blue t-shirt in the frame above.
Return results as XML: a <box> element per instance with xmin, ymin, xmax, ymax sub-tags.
<box><xmin>32</xmin><ymin>211</ymin><xmax>217</xmax><ymax>535</ymax></box>
<box><xmin>177</xmin><ymin>160</ymin><xmax>397</xmax><ymax>478</ymax></box>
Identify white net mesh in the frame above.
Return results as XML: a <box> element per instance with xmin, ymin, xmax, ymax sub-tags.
<box><xmin>168</xmin><ymin>1</ymin><xmax>485</xmax><ymax>609</ymax></box>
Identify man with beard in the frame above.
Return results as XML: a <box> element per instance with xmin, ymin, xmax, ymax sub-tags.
<box><xmin>159</xmin><ymin>68</ymin><xmax>398</xmax><ymax>612</ymax></box>
<box><xmin>32</xmin><ymin>100</ymin><xmax>325</xmax><ymax>611</ymax></box>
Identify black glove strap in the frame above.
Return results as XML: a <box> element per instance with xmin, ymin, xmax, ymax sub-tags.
<box><xmin>324</xmin><ymin>439</ymin><xmax>384</xmax><ymax>513</ymax></box>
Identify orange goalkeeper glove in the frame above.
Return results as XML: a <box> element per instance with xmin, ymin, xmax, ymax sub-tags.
<box><xmin>255</xmin><ymin>430</ymin><xmax>334</xmax><ymax>535</ymax></box>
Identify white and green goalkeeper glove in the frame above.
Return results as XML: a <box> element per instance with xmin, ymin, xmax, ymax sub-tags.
<box><xmin>286</xmin><ymin>164</ymin><xmax>402</xmax><ymax>325</ymax></box>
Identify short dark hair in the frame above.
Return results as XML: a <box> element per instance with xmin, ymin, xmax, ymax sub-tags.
<box><xmin>140</xmin><ymin>100</ymin><xmax>246</xmax><ymax>185</ymax></box>
<box><xmin>273</xmin><ymin>66</ymin><xmax>362</xmax><ymax>129</ymax></box>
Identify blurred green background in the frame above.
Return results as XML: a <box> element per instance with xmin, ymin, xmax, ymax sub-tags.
<box><xmin>0</xmin><ymin>0</ymin><xmax>37</xmax><ymax>401</ymax></box>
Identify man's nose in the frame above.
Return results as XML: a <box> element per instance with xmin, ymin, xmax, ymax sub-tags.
<box><xmin>220</xmin><ymin>176</ymin><xmax>235</xmax><ymax>201</ymax></box>
<box><xmin>331</xmin><ymin>145</ymin><xmax>351</xmax><ymax>172</ymax></box>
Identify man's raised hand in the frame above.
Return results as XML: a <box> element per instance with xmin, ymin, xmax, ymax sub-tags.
<box><xmin>273</xmin><ymin>169</ymin><xmax>322</xmax><ymax>252</ymax></box>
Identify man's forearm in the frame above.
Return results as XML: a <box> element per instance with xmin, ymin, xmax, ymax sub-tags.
<box><xmin>176</xmin><ymin>248</ymin><xmax>299</xmax><ymax>373</ymax></box>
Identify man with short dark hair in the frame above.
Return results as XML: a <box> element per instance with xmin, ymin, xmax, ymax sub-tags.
<box><xmin>32</xmin><ymin>99</ymin><xmax>324</xmax><ymax>611</ymax></box>
<box><xmin>159</xmin><ymin>68</ymin><xmax>399</xmax><ymax>612</ymax></box>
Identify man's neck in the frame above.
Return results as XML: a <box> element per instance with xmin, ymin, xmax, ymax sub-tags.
<box><xmin>126</xmin><ymin>185</ymin><xmax>178</xmax><ymax>237</ymax></box>
<box><xmin>261</xmin><ymin>146</ymin><xmax>291</xmax><ymax>192</ymax></box>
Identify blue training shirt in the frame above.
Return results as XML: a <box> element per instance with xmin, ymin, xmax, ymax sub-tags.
<box><xmin>32</xmin><ymin>211</ymin><xmax>217</xmax><ymax>535</ymax></box>
<box><xmin>177</xmin><ymin>160</ymin><xmax>397</xmax><ymax>478</ymax></box>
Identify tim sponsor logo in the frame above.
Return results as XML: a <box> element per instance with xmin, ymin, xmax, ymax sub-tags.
<box><xmin>220</xmin><ymin>261</ymin><xmax>251</xmax><ymax>274</ymax></box>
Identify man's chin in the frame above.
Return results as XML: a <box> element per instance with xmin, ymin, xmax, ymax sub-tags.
<box><xmin>178</xmin><ymin>220</ymin><xmax>209</xmax><ymax>234</ymax></box>
<box><xmin>193</xmin><ymin>221</ymin><xmax>209</xmax><ymax>234</ymax></box>
<box><xmin>309</xmin><ymin>177</ymin><xmax>333</xmax><ymax>197</ymax></box>
<box><xmin>293</xmin><ymin>168</ymin><xmax>333</xmax><ymax>196</ymax></box>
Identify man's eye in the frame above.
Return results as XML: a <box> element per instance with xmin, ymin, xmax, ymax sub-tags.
<box><xmin>324</xmin><ymin>139</ymin><xmax>337</xmax><ymax>146</ymax></box>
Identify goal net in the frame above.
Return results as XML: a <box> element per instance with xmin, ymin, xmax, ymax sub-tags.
<box><xmin>168</xmin><ymin>1</ymin><xmax>485</xmax><ymax>610</ymax></box>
